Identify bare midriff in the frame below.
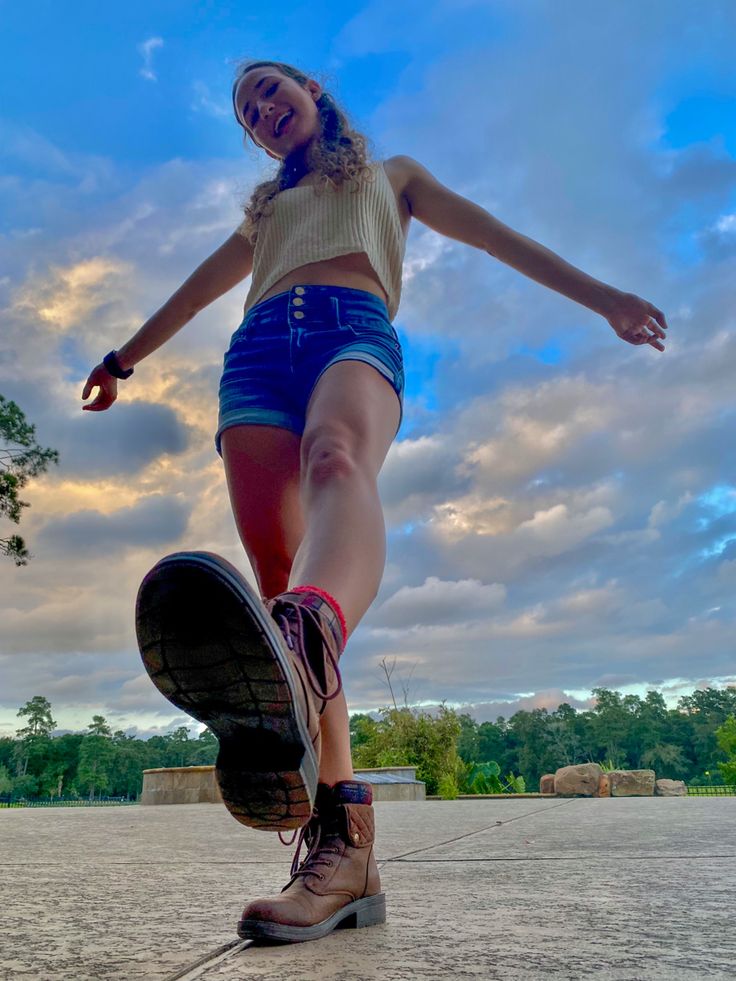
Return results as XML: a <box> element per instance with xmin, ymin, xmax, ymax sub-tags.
<box><xmin>255</xmin><ymin>251</ymin><xmax>388</xmax><ymax>306</ymax></box>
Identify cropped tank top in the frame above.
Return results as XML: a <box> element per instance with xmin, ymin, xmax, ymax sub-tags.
<box><xmin>236</xmin><ymin>161</ymin><xmax>407</xmax><ymax>320</ymax></box>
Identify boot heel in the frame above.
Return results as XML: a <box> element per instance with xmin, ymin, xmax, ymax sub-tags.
<box><xmin>339</xmin><ymin>892</ymin><xmax>386</xmax><ymax>930</ymax></box>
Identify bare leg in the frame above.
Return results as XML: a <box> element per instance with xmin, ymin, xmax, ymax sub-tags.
<box><xmin>290</xmin><ymin>360</ymin><xmax>401</xmax><ymax>633</ymax></box>
<box><xmin>221</xmin><ymin>360</ymin><xmax>400</xmax><ymax>788</ymax></box>
<box><xmin>221</xmin><ymin>425</ymin><xmax>357</xmax><ymax>787</ymax></box>
<box><xmin>317</xmin><ymin>690</ymin><xmax>355</xmax><ymax>785</ymax></box>
<box><xmin>288</xmin><ymin>361</ymin><xmax>400</xmax><ymax>785</ymax></box>
<box><xmin>221</xmin><ymin>425</ymin><xmax>304</xmax><ymax>600</ymax></box>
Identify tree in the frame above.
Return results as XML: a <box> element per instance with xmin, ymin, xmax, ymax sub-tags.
<box><xmin>0</xmin><ymin>395</ymin><xmax>59</xmax><ymax>565</ymax></box>
<box><xmin>715</xmin><ymin>717</ymin><xmax>736</xmax><ymax>784</ymax></box>
<box><xmin>0</xmin><ymin>736</ymin><xmax>15</xmax><ymax>772</ymax></box>
<box><xmin>352</xmin><ymin>704</ymin><xmax>461</xmax><ymax>796</ymax></box>
<box><xmin>88</xmin><ymin>715</ymin><xmax>112</xmax><ymax>737</ymax></box>
<box><xmin>14</xmin><ymin>696</ymin><xmax>57</xmax><ymax>777</ymax></box>
<box><xmin>588</xmin><ymin>688</ymin><xmax>632</xmax><ymax>767</ymax></box>
<box><xmin>0</xmin><ymin>764</ymin><xmax>12</xmax><ymax>795</ymax></box>
<box><xmin>640</xmin><ymin>742</ymin><xmax>689</xmax><ymax>777</ymax></box>
<box><xmin>506</xmin><ymin>709</ymin><xmax>558</xmax><ymax>785</ymax></box>
<box><xmin>456</xmin><ymin>713</ymin><xmax>480</xmax><ymax>763</ymax></box>
<box><xmin>48</xmin><ymin>733</ymin><xmax>85</xmax><ymax>798</ymax></box>
<box><xmin>40</xmin><ymin>760</ymin><xmax>68</xmax><ymax>798</ymax></box>
<box><xmin>677</xmin><ymin>687</ymin><xmax>736</xmax><ymax>780</ymax></box>
<box><xmin>16</xmin><ymin>696</ymin><xmax>56</xmax><ymax>739</ymax></box>
<box><xmin>77</xmin><ymin>735</ymin><xmax>115</xmax><ymax>799</ymax></box>
<box><xmin>164</xmin><ymin>726</ymin><xmax>193</xmax><ymax>767</ymax></box>
<box><xmin>547</xmin><ymin>703</ymin><xmax>586</xmax><ymax>766</ymax></box>
<box><xmin>477</xmin><ymin>720</ymin><xmax>509</xmax><ymax>768</ymax></box>
<box><xmin>349</xmin><ymin>713</ymin><xmax>378</xmax><ymax>754</ymax></box>
<box><xmin>108</xmin><ymin>731</ymin><xmax>152</xmax><ymax>798</ymax></box>
<box><xmin>189</xmin><ymin>728</ymin><xmax>219</xmax><ymax>766</ymax></box>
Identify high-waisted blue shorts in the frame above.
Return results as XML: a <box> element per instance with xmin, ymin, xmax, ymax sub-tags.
<box><xmin>215</xmin><ymin>284</ymin><xmax>404</xmax><ymax>456</ymax></box>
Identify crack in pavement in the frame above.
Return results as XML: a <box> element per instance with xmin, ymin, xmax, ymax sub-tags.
<box><xmin>388</xmin><ymin>853</ymin><xmax>736</xmax><ymax>863</ymax></box>
<box><xmin>163</xmin><ymin>939</ymin><xmax>252</xmax><ymax>981</ymax></box>
<box><xmin>0</xmin><ymin>860</ymin><xmax>288</xmax><ymax>867</ymax></box>
<box><xmin>378</xmin><ymin>799</ymin><xmax>576</xmax><ymax>866</ymax></box>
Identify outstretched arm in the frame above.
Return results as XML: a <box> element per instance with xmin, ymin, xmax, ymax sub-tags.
<box><xmin>82</xmin><ymin>232</ymin><xmax>254</xmax><ymax>411</ymax></box>
<box><xmin>393</xmin><ymin>155</ymin><xmax>668</xmax><ymax>352</ymax></box>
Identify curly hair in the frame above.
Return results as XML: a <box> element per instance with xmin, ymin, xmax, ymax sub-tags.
<box><xmin>232</xmin><ymin>60</ymin><xmax>375</xmax><ymax>245</ymax></box>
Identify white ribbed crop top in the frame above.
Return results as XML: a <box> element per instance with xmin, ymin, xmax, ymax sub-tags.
<box><xmin>236</xmin><ymin>161</ymin><xmax>407</xmax><ymax>320</ymax></box>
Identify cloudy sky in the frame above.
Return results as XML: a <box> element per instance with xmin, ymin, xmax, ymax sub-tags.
<box><xmin>1</xmin><ymin>0</ymin><xmax>735</xmax><ymax>738</ymax></box>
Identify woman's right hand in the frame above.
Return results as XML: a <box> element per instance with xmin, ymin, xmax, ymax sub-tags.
<box><xmin>82</xmin><ymin>363</ymin><xmax>118</xmax><ymax>411</ymax></box>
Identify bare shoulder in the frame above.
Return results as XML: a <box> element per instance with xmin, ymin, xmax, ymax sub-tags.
<box><xmin>381</xmin><ymin>156</ymin><xmax>499</xmax><ymax>252</ymax></box>
<box><xmin>382</xmin><ymin>154</ymin><xmax>423</xmax><ymax>188</ymax></box>
<box><xmin>380</xmin><ymin>156</ymin><xmax>419</xmax><ymax>229</ymax></box>
<box><xmin>382</xmin><ymin>155</ymin><xmax>445</xmax><ymax>214</ymax></box>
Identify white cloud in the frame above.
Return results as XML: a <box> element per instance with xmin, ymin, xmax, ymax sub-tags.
<box><xmin>191</xmin><ymin>81</ymin><xmax>232</xmax><ymax>119</ymax></box>
<box><xmin>138</xmin><ymin>37</ymin><xmax>163</xmax><ymax>82</ymax></box>
<box><xmin>714</xmin><ymin>212</ymin><xmax>736</xmax><ymax>235</ymax></box>
<box><xmin>516</xmin><ymin>504</ymin><xmax>613</xmax><ymax>554</ymax></box>
<box><xmin>3</xmin><ymin>2</ymin><xmax>736</xmax><ymax>730</ymax></box>
<box><xmin>14</xmin><ymin>257</ymin><xmax>131</xmax><ymax>331</ymax></box>
<box><xmin>648</xmin><ymin>493</ymin><xmax>695</xmax><ymax>528</ymax></box>
<box><xmin>376</xmin><ymin>575</ymin><xmax>506</xmax><ymax>628</ymax></box>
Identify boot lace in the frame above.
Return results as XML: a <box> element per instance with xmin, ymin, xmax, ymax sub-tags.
<box><xmin>279</xmin><ymin>818</ymin><xmax>340</xmax><ymax>882</ymax></box>
<box><xmin>269</xmin><ymin>599</ymin><xmax>343</xmax><ymax>703</ymax></box>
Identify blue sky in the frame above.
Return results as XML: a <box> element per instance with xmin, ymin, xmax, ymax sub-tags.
<box><xmin>1</xmin><ymin>0</ymin><xmax>735</xmax><ymax>736</ymax></box>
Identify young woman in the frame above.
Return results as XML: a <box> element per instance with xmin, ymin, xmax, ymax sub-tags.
<box><xmin>82</xmin><ymin>60</ymin><xmax>668</xmax><ymax>943</ymax></box>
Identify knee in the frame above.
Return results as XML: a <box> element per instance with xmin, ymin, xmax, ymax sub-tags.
<box><xmin>301</xmin><ymin>425</ymin><xmax>360</xmax><ymax>486</ymax></box>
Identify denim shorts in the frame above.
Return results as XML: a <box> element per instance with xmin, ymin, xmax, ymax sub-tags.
<box><xmin>215</xmin><ymin>284</ymin><xmax>405</xmax><ymax>456</ymax></box>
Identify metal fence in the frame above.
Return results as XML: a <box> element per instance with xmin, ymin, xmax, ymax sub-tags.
<box><xmin>0</xmin><ymin>795</ymin><xmax>137</xmax><ymax>808</ymax></box>
<box><xmin>686</xmin><ymin>785</ymin><xmax>736</xmax><ymax>796</ymax></box>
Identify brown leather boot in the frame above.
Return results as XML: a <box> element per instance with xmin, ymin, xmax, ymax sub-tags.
<box><xmin>136</xmin><ymin>552</ymin><xmax>327</xmax><ymax>832</ymax></box>
<box><xmin>238</xmin><ymin>781</ymin><xmax>385</xmax><ymax>943</ymax></box>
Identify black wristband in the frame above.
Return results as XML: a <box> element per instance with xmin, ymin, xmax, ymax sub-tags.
<box><xmin>103</xmin><ymin>350</ymin><xmax>134</xmax><ymax>380</ymax></box>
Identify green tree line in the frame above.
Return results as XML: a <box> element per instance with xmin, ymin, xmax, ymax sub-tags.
<box><xmin>2</xmin><ymin>687</ymin><xmax>734</xmax><ymax>801</ymax></box>
<box><xmin>350</xmin><ymin>686</ymin><xmax>736</xmax><ymax>796</ymax></box>
<box><xmin>0</xmin><ymin>696</ymin><xmax>217</xmax><ymax>800</ymax></box>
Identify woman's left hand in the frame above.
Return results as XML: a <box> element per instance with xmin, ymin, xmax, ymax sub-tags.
<box><xmin>605</xmin><ymin>290</ymin><xmax>669</xmax><ymax>352</ymax></box>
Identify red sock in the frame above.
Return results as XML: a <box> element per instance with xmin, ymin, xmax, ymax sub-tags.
<box><xmin>291</xmin><ymin>584</ymin><xmax>349</xmax><ymax>646</ymax></box>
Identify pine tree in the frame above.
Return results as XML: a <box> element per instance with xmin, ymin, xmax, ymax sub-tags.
<box><xmin>0</xmin><ymin>395</ymin><xmax>59</xmax><ymax>564</ymax></box>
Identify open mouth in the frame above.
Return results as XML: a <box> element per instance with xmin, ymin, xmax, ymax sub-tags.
<box><xmin>275</xmin><ymin>110</ymin><xmax>294</xmax><ymax>137</ymax></box>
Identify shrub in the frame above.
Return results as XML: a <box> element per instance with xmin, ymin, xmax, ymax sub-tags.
<box><xmin>715</xmin><ymin>717</ymin><xmax>736</xmax><ymax>784</ymax></box>
<box><xmin>458</xmin><ymin>760</ymin><xmax>526</xmax><ymax>794</ymax></box>
<box><xmin>437</xmin><ymin>773</ymin><xmax>459</xmax><ymax>800</ymax></box>
<box><xmin>352</xmin><ymin>703</ymin><xmax>461</xmax><ymax>796</ymax></box>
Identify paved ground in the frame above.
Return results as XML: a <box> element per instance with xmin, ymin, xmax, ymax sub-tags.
<box><xmin>1</xmin><ymin>797</ymin><xmax>734</xmax><ymax>980</ymax></box>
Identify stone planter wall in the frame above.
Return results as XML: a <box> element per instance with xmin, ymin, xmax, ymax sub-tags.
<box><xmin>141</xmin><ymin>766</ymin><xmax>222</xmax><ymax>805</ymax></box>
<box><xmin>353</xmin><ymin>767</ymin><xmax>426</xmax><ymax>801</ymax></box>
<box><xmin>141</xmin><ymin>765</ymin><xmax>426</xmax><ymax>804</ymax></box>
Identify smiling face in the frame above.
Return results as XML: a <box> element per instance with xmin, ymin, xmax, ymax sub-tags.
<box><xmin>233</xmin><ymin>67</ymin><xmax>322</xmax><ymax>161</ymax></box>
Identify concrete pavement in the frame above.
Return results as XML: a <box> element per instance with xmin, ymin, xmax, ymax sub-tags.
<box><xmin>1</xmin><ymin>797</ymin><xmax>734</xmax><ymax>980</ymax></box>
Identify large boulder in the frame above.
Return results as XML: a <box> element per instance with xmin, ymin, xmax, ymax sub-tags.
<box><xmin>595</xmin><ymin>773</ymin><xmax>611</xmax><ymax>798</ymax></box>
<box><xmin>554</xmin><ymin>763</ymin><xmax>602</xmax><ymax>797</ymax></box>
<box><xmin>609</xmin><ymin>769</ymin><xmax>656</xmax><ymax>796</ymax></box>
<box><xmin>539</xmin><ymin>774</ymin><xmax>556</xmax><ymax>794</ymax></box>
<box><xmin>655</xmin><ymin>779</ymin><xmax>688</xmax><ymax>797</ymax></box>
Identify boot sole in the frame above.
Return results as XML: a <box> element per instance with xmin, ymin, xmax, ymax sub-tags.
<box><xmin>237</xmin><ymin>892</ymin><xmax>386</xmax><ymax>942</ymax></box>
<box><xmin>135</xmin><ymin>551</ymin><xmax>318</xmax><ymax>831</ymax></box>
